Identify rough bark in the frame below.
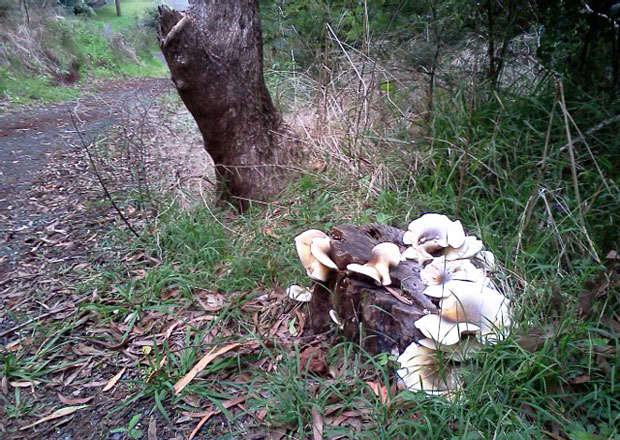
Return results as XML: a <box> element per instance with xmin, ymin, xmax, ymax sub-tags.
<box><xmin>157</xmin><ymin>1</ymin><xmax>292</xmax><ymax>208</ymax></box>
<box><xmin>308</xmin><ymin>224</ymin><xmax>438</xmax><ymax>355</ymax></box>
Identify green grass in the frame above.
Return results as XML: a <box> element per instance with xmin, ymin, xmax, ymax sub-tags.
<box><xmin>0</xmin><ymin>1</ymin><xmax>164</xmax><ymax>106</ymax></box>
<box><xmin>0</xmin><ymin>67</ymin><xmax>80</xmax><ymax>104</ymax></box>
<box><xmin>92</xmin><ymin>0</ymin><xmax>158</xmax><ymax>30</ymax></box>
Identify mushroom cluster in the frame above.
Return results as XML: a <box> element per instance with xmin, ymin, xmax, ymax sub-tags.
<box><xmin>398</xmin><ymin>214</ymin><xmax>510</xmax><ymax>395</ymax></box>
<box><xmin>289</xmin><ymin>213</ymin><xmax>511</xmax><ymax>397</ymax></box>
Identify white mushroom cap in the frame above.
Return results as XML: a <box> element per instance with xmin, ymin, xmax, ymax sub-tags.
<box><xmin>286</xmin><ymin>285</ymin><xmax>312</xmax><ymax>302</ymax></box>
<box><xmin>396</xmin><ymin>342</ymin><xmax>458</xmax><ymax>395</ymax></box>
<box><xmin>414</xmin><ymin>314</ymin><xmax>481</xmax><ymax>346</ymax></box>
<box><xmin>309</xmin><ymin>236</ymin><xmax>339</xmax><ymax>270</ymax></box>
<box><xmin>346</xmin><ymin>242</ymin><xmax>401</xmax><ymax>286</ymax></box>
<box><xmin>404</xmin><ymin>214</ymin><xmax>466</xmax><ymax>250</ymax></box>
<box><xmin>346</xmin><ymin>263</ymin><xmax>381</xmax><ymax>284</ymax></box>
<box><xmin>443</xmin><ymin>235</ymin><xmax>484</xmax><ymax>261</ymax></box>
<box><xmin>474</xmin><ymin>250</ymin><xmax>496</xmax><ymax>271</ymax></box>
<box><xmin>421</xmin><ymin>258</ymin><xmax>485</xmax><ymax>298</ymax></box>
<box><xmin>329</xmin><ymin>309</ymin><xmax>343</xmax><ymax>329</ymax></box>
<box><xmin>401</xmin><ymin>244</ymin><xmax>434</xmax><ymax>264</ymax></box>
<box><xmin>295</xmin><ymin>229</ymin><xmax>327</xmax><ymax>270</ymax></box>
<box><xmin>293</xmin><ymin>229</ymin><xmax>335</xmax><ymax>282</ymax></box>
<box><xmin>369</xmin><ymin>242</ymin><xmax>401</xmax><ymax>286</ymax></box>
<box><xmin>439</xmin><ymin>280</ymin><xmax>510</xmax><ymax>335</ymax></box>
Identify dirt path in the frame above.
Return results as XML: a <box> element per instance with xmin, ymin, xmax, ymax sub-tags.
<box><xmin>0</xmin><ymin>74</ymin><xmax>218</xmax><ymax>439</ymax></box>
<box><xmin>0</xmin><ymin>77</ymin><xmax>171</xmax><ymax>269</ymax></box>
<box><xmin>0</xmin><ymin>77</ymin><xmax>177</xmax><ymax>438</ymax></box>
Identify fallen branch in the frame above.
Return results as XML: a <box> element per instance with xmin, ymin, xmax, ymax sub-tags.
<box><xmin>68</xmin><ymin>110</ymin><xmax>140</xmax><ymax>238</ymax></box>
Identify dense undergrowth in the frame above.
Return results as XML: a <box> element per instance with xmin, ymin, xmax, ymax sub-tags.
<box><xmin>1</xmin><ymin>1</ymin><xmax>618</xmax><ymax>439</ymax></box>
<box><xmin>0</xmin><ymin>0</ymin><xmax>164</xmax><ymax>106</ymax></box>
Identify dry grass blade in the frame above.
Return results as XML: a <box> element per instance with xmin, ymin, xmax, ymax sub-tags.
<box><xmin>173</xmin><ymin>342</ymin><xmax>242</xmax><ymax>395</ymax></box>
<box><xmin>56</xmin><ymin>393</ymin><xmax>94</xmax><ymax>405</ymax></box>
<box><xmin>19</xmin><ymin>405</ymin><xmax>89</xmax><ymax>431</ymax></box>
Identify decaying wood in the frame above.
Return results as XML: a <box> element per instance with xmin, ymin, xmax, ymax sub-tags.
<box><xmin>308</xmin><ymin>224</ymin><xmax>438</xmax><ymax>354</ymax></box>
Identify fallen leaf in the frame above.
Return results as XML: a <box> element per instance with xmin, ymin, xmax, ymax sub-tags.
<box><xmin>568</xmin><ymin>374</ymin><xmax>590</xmax><ymax>385</ymax></box>
<box><xmin>148</xmin><ymin>415</ymin><xmax>157</xmax><ymax>440</ymax></box>
<box><xmin>20</xmin><ymin>405</ymin><xmax>88</xmax><ymax>430</ymax></box>
<box><xmin>160</xmin><ymin>288</ymin><xmax>178</xmax><ymax>300</ymax></box>
<box><xmin>605</xmin><ymin>250</ymin><xmax>618</xmax><ymax>259</ymax></box>
<box><xmin>299</xmin><ymin>346</ymin><xmax>328</xmax><ymax>375</ymax></box>
<box><xmin>311</xmin><ymin>406</ymin><xmax>323</xmax><ymax>440</ymax></box>
<box><xmin>57</xmin><ymin>393</ymin><xmax>94</xmax><ymax>405</ymax></box>
<box><xmin>102</xmin><ymin>367</ymin><xmax>126</xmax><ymax>392</ymax></box>
<box><xmin>384</xmin><ymin>286</ymin><xmax>413</xmax><ymax>306</ymax></box>
<box><xmin>188</xmin><ymin>395</ymin><xmax>245</xmax><ymax>439</ymax></box>
<box><xmin>1</xmin><ymin>375</ymin><xmax>7</xmax><ymax>394</ymax></box>
<box><xmin>10</xmin><ymin>381</ymin><xmax>39</xmax><ymax>389</ymax></box>
<box><xmin>262</xmin><ymin>225</ymin><xmax>280</xmax><ymax>239</ymax></box>
<box><xmin>365</xmin><ymin>381</ymin><xmax>389</xmax><ymax>406</ymax></box>
<box><xmin>174</xmin><ymin>342</ymin><xmax>241</xmax><ymax>394</ymax></box>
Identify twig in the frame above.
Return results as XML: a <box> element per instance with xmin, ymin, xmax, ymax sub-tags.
<box><xmin>558</xmin><ymin>82</ymin><xmax>584</xmax><ymax>228</ymax></box>
<box><xmin>68</xmin><ymin>111</ymin><xmax>140</xmax><ymax>238</ymax></box>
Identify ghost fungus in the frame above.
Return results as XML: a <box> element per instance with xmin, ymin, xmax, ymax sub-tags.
<box><xmin>294</xmin><ymin>229</ymin><xmax>336</xmax><ymax>282</ymax></box>
<box><xmin>404</xmin><ymin>213</ymin><xmax>465</xmax><ymax>249</ymax></box>
<box><xmin>474</xmin><ymin>250</ymin><xmax>497</xmax><ymax>271</ymax></box>
<box><xmin>310</xmin><ymin>236</ymin><xmax>339</xmax><ymax>270</ymax></box>
<box><xmin>439</xmin><ymin>280</ymin><xmax>511</xmax><ymax>336</ymax></box>
<box><xmin>420</xmin><ymin>258</ymin><xmax>485</xmax><ymax>298</ymax></box>
<box><xmin>443</xmin><ymin>235</ymin><xmax>484</xmax><ymax>261</ymax></box>
<box><xmin>286</xmin><ymin>284</ymin><xmax>312</xmax><ymax>302</ymax></box>
<box><xmin>414</xmin><ymin>313</ymin><xmax>481</xmax><ymax>346</ymax></box>
<box><xmin>347</xmin><ymin>242</ymin><xmax>401</xmax><ymax>286</ymax></box>
<box><xmin>396</xmin><ymin>342</ymin><xmax>459</xmax><ymax>395</ymax></box>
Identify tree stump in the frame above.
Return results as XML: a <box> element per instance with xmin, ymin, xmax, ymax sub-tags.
<box><xmin>307</xmin><ymin>224</ymin><xmax>439</xmax><ymax>355</ymax></box>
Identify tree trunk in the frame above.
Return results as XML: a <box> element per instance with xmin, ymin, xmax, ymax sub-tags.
<box><xmin>157</xmin><ymin>1</ymin><xmax>293</xmax><ymax>208</ymax></box>
<box><xmin>114</xmin><ymin>0</ymin><xmax>120</xmax><ymax>16</ymax></box>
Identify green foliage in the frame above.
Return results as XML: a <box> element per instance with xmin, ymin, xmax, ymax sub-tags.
<box><xmin>261</xmin><ymin>0</ymin><xmax>423</xmax><ymax>66</ymax></box>
<box><xmin>0</xmin><ymin>1</ymin><xmax>165</xmax><ymax>105</ymax></box>
<box><xmin>537</xmin><ymin>0</ymin><xmax>620</xmax><ymax>93</ymax></box>
<box><xmin>110</xmin><ymin>413</ymin><xmax>142</xmax><ymax>439</ymax></box>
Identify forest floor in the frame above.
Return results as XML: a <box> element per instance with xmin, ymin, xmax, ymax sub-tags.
<box><xmin>0</xmin><ymin>77</ymin><xmax>214</xmax><ymax>439</ymax></box>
